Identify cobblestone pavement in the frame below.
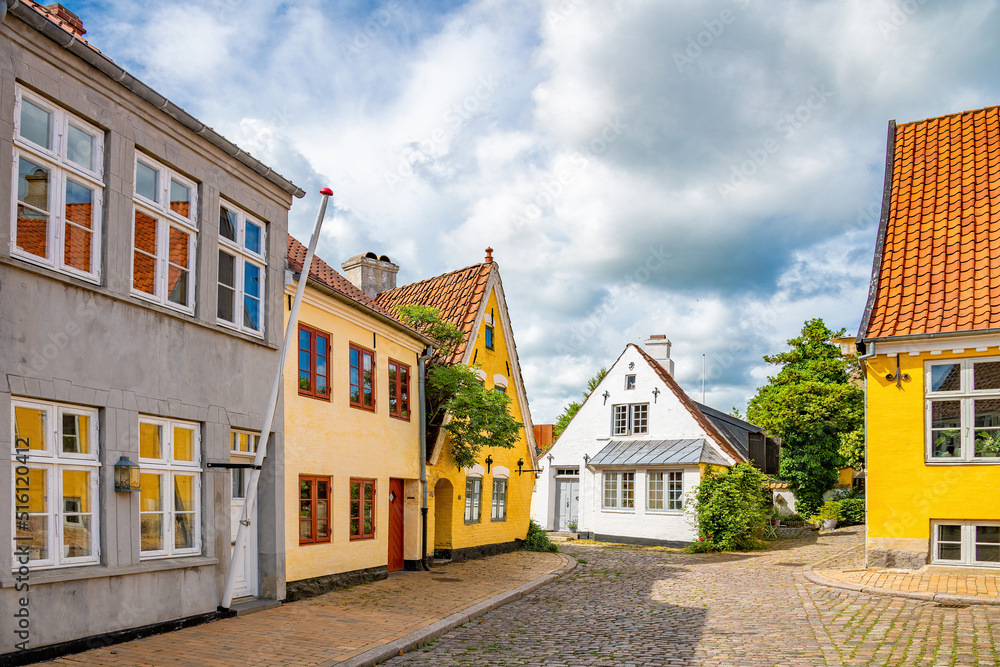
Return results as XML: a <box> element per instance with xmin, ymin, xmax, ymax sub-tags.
<box><xmin>386</xmin><ymin>528</ymin><xmax>1000</xmax><ymax>667</ymax></box>
<box><xmin>41</xmin><ymin>551</ymin><xmax>567</xmax><ymax>667</ymax></box>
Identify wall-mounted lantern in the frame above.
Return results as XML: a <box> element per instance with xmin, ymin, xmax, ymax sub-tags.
<box><xmin>114</xmin><ymin>456</ymin><xmax>140</xmax><ymax>492</ymax></box>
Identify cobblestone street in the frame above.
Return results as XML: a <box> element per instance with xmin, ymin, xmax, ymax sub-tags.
<box><xmin>387</xmin><ymin>530</ymin><xmax>1000</xmax><ymax>667</ymax></box>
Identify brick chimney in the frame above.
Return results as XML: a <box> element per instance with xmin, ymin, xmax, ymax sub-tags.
<box><xmin>341</xmin><ymin>252</ymin><xmax>399</xmax><ymax>300</ymax></box>
<box><xmin>644</xmin><ymin>335</ymin><xmax>675</xmax><ymax>376</ymax></box>
<box><xmin>42</xmin><ymin>4</ymin><xmax>87</xmax><ymax>39</ymax></box>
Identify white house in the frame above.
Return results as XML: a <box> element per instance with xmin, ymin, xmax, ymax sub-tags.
<box><xmin>532</xmin><ymin>336</ymin><xmax>772</xmax><ymax>546</ymax></box>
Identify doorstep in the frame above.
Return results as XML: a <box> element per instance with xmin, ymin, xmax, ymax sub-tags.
<box><xmin>230</xmin><ymin>597</ymin><xmax>282</xmax><ymax>615</ymax></box>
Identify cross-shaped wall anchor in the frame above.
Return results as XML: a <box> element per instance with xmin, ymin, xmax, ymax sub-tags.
<box><xmin>652</xmin><ymin>387</ymin><xmax>661</xmax><ymax>403</ymax></box>
<box><xmin>603</xmin><ymin>390</ymin><xmax>610</xmax><ymax>404</ymax></box>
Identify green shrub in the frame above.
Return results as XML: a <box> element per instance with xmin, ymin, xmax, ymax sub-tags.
<box><xmin>524</xmin><ymin>520</ymin><xmax>558</xmax><ymax>553</ymax></box>
<box><xmin>808</xmin><ymin>500</ymin><xmax>843</xmax><ymax>523</ymax></box>
<box><xmin>688</xmin><ymin>463</ymin><xmax>770</xmax><ymax>552</ymax></box>
<box><xmin>838</xmin><ymin>497</ymin><xmax>865</xmax><ymax>525</ymax></box>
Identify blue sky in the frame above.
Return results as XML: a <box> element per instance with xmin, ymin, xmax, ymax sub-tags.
<box><xmin>64</xmin><ymin>0</ymin><xmax>1000</xmax><ymax>422</ymax></box>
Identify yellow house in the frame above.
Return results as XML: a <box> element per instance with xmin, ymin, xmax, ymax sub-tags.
<box><xmin>282</xmin><ymin>237</ymin><xmax>433</xmax><ymax>600</ymax></box>
<box><xmin>858</xmin><ymin>105</ymin><xmax>1000</xmax><ymax>569</ymax></box>
<box><xmin>376</xmin><ymin>248</ymin><xmax>539</xmax><ymax>560</ymax></box>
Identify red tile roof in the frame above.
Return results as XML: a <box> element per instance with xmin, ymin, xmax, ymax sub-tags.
<box><xmin>861</xmin><ymin>105</ymin><xmax>1000</xmax><ymax>340</ymax></box>
<box><xmin>375</xmin><ymin>262</ymin><xmax>494</xmax><ymax>364</ymax></box>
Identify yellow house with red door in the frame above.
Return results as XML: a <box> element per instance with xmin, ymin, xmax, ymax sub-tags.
<box><xmin>376</xmin><ymin>249</ymin><xmax>539</xmax><ymax>560</ymax></box>
<box><xmin>858</xmin><ymin>105</ymin><xmax>1000</xmax><ymax>569</ymax></box>
<box><xmin>281</xmin><ymin>237</ymin><xmax>432</xmax><ymax>600</ymax></box>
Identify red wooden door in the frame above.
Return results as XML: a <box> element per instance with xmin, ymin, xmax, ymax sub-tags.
<box><xmin>388</xmin><ymin>478</ymin><xmax>404</xmax><ymax>572</ymax></box>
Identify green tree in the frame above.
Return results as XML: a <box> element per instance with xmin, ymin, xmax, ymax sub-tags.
<box><xmin>746</xmin><ymin>318</ymin><xmax>864</xmax><ymax>518</ymax></box>
<box><xmin>396</xmin><ymin>305</ymin><xmax>522</xmax><ymax>469</ymax></box>
<box><xmin>553</xmin><ymin>367</ymin><xmax>608</xmax><ymax>438</ymax></box>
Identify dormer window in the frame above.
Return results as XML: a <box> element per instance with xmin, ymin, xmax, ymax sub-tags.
<box><xmin>625</xmin><ymin>374</ymin><xmax>636</xmax><ymax>390</ymax></box>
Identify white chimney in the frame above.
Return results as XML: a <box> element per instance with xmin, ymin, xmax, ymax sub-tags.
<box><xmin>644</xmin><ymin>335</ymin><xmax>674</xmax><ymax>376</ymax></box>
<box><xmin>341</xmin><ymin>252</ymin><xmax>399</xmax><ymax>299</ymax></box>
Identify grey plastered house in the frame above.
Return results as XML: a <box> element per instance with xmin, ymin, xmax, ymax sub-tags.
<box><xmin>0</xmin><ymin>1</ymin><xmax>304</xmax><ymax>657</ymax></box>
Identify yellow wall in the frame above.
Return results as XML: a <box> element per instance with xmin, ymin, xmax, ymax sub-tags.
<box><xmin>427</xmin><ymin>288</ymin><xmax>535</xmax><ymax>552</ymax></box>
<box><xmin>866</xmin><ymin>348</ymin><xmax>1000</xmax><ymax>554</ymax></box>
<box><xmin>284</xmin><ymin>285</ymin><xmax>425</xmax><ymax>582</ymax></box>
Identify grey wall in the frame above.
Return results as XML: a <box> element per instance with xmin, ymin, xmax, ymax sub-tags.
<box><xmin>0</xmin><ymin>12</ymin><xmax>293</xmax><ymax>649</ymax></box>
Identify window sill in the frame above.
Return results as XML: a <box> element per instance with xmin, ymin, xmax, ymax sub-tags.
<box><xmin>2</xmin><ymin>555</ymin><xmax>219</xmax><ymax>588</ymax></box>
<box><xmin>389</xmin><ymin>414</ymin><xmax>412</xmax><ymax>422</ymax></box>
<box><xmin>925</xmin><ymin>459</ymin><xmax>1000</xmax><ymax>465</ymax></box>
<box><xmin>298</xmin><ymin>391</ymin><xmax>332</xmax><ymax>402</ymax></box>
<box><xmin>646</xmin><ymin>509</ymin><xmax>684</xmax><ymax>515</ymax></box>
<box><xmin>930</xmin><ymin>559</ymin><xmax>1000</xmax><ymax>569</ymax></box>
<box><xmin>601</xmin><ymin>509</ymin><xmax>635</xmax><ymax>514</ymax></box>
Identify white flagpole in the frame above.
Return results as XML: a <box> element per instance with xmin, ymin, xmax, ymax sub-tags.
<box><xmin>221</xmin><ymin>188</ymin><xmax>333</xmax><ymax>610</ymax></box>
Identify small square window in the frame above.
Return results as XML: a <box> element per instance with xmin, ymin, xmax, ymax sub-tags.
<box><xmin>485</xmin><ymin>325</ymin><xmax>494</xmax><ymax>350</ymax></box>
<box><xmin>625</xmin><ymin>374</ymin><xmax>636</xmax><ymax>390</ymax></box>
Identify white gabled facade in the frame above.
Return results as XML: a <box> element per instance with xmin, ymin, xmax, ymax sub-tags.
<box><xmin>531</xmin><ymin>338</ymin><xmax>746</xmax><ymax>546</ymax></box>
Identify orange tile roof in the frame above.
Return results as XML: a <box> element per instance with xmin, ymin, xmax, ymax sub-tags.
<box><xmin>375</xmin><ymin>262</ymin><xmax>494</xmax><ymax>364</ymax></box>
<box><xmin>287</xmin><ymin>235</ymin><xmax>411</xmax><ymax>326</ymax></box>
<box><xmin>861</xmin><ymin>105</ymin><xmax>1000</xmax><ymax>340</ymax></box>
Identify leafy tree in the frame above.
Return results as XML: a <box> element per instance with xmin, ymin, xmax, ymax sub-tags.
<box><xmin>688</xmin><ymin>463</ymin><xmax>770</xmax><ymax>552</ymax></box>
<box><xmin>396</xmin><ymin>305</ymin><xmax>522</xmax><ymax>469</ymax></box>
<box><xmin>746</xmin><ymin>318</ymin><xmax>864</xmax><ymax>518</ymax></box>
<box><xmin>729</xmin><ymin>406</ymin><xmax>745</xmax><ymax>420</ymax></box>
<box><xmin>553</xmin><ymin>368</ymin><xmax>608</xmax><ymax>438</ymax></box>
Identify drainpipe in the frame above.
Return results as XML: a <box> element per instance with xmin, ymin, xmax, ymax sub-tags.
<box><xmin>857</xmin><ymin>340</ymin><xmax>875</xmax><ymax>569</ymax></box>
<box><xmin>418</xmin><ymin>345</ymin><xmax>435</xmax><ymax>570</ymax></box>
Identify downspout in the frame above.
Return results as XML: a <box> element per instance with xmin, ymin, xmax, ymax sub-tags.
<box><xmin>857</xmin><ymin>340</ymin><xmax>875</xmax><ymax>568</ymax></box>
<box><xmin>418</xmin><ymin>345</ymin><xmax>435</xmax><ymax>570</ymax></box>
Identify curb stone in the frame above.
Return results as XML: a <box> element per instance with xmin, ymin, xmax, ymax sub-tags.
<box><xmin>332</xmin><ymin>553</ymin><xmax>578</xmax><ymax>667</ymax></box>
<box><xmin>802</xmin><ymin>549</ymin><xmax>1000</xmax><ymax>606</ymax></box>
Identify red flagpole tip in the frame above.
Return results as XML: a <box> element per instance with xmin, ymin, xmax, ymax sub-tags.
<box><xmin>319</xmin><ymin>188</ymin><xmax>333</xmax><ymax>196</ymax></box>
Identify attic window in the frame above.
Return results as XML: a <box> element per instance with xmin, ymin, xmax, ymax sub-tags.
<box><xmin>625</xmin><ymin>374</ymin><xmax>636</xmax><ymax>390</ymax></box>
<box><xmin>485</xmin><ymin>324</ymin><xmax>494</xmax><ymax>350</ymax></box>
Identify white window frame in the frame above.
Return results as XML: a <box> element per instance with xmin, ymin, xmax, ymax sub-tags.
<box><xmin>491</xmin><ymin>477</ymin><xmax>507</xmax><ymax>522</ymax></box>
<box><xmin>647</xmin><ymin>470</ymin><xmax>684</xmax><ymax>512</ymax></box>
<box><xmin>625</xmin><ymin>374</ymin><xmax>636</xmax><ymax>390</ymax></box>
<box><xmin>138</xmin><ymin>416</ymin><xmax>202</xmax><ymax>559</ymax></box>
<box><xmin>930</xmin><ymin>520</ymin><xmax>1000</xmax><ymax>568</ymax></box>
<box><xmin>925</xmin><ymin>358</ymin><xmax>1000</xmax><ymax>463</ymax></box>
<box><xmin>217</xmin><ymin>202</ymin><xmax>267</xmax><ymax>336</ymax></box>
<box><xmin>10</xmin><ymin>399</ymin><xmax>100</xmax><ymax>569</ymax></box>
<box><xmin>611</xmin><ymin>403</ymin><xmax>649</xmax><ymax>436</ymax></box>
<box><xmin>464</xmin><ymin>475</ymin><xmax>482</xmax><ymax>523</ymax></box>
<box><xmin>230</xmin><ymin>429</ymin><xmax>261</xmax><ymax>455</ymax></box>
<box><xmin>131</xmin><ymin>155</ymin><xmax>198</xmax><ymax>313</ymax></box>
<box><xmin>602</xmin><ymin>471</ymin><xmax>635</xmax><ymax>511</ymax></box>
<box><xmin>12</xmin><ymin>86</ymin><xmax>104</xmax><ymax>282</ymax></box>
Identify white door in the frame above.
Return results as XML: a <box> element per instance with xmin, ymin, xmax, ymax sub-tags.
<box><xmin>230</xmin><ymin>465</ymin><xmax>258</xmax><ymax>599</ymax></box>
<box><xmin>555</xmin><ymin>478</ymin><xmax>580</xmax><ymax>531</ymax></box>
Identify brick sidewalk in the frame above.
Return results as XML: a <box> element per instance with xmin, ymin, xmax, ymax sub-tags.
<box><xmin>42</xmin><ymin>551</ymin><xmax>568</xmax><ymax>666</ymax></box>
<box><xmin>809</xmin><ymin>536</ymin><xmax>1000</xmax><ymax>603</ymax></box>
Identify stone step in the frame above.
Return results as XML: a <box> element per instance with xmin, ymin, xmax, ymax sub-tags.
<box><xmin>548</xmin><ymin>532</ymin><xmax>578</xmax><ymax>542</ymax></box>
<box><xmin>230</xmin><ymin>598</ymin><xmax>282</xmax><ymax>616</ymax></box>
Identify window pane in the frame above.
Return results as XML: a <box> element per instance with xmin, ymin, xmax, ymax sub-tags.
<box><xmin>169</xmin><ymin>179</ymin><xmax>191</xmax><ymax>218</ymax></box>
<box><xmin>217</xmin><ymin>282</ymin><xmax>235</xmax><ymax>322</ymax></box>
<box><xmin>175</xmin><ymin>513</ymin><xmax>196</xmax><ymax>549</ymax></box>
<box><xmin>244</xmin><ymin>263</ymin><xmax>261</xmax><ymax>298</ymax></box>
<box><xmin>65</xmin><ymin>180</ymin><xmax>95</xmax><ymax>230</ymax></box>
<box><xmin>931</xmin><ymin>400</ymin><xmax>962</xmax><ymax>458</ymax></box>
<box><xmin>24</xmin><ymin>468</ymin><xmax>47</xmax><ymax>512</ymax></box>
<box><xmin>18</xmin><ymin>469</ymin><xmax>47</xmax><ymax>561</ymax></box>
<box><xmin>245</xmin><ymin>221</ymin><xmax>262</xmax><ymax>254</ymax></box>
<box><xmin>168</xmin><ymin>226</ymin><xmax>190</xmax><ymax>267</ymax></box>
<box><xmin>365</xmin><ymin>482</ymin><xmax>374</xmax><ymax>501</ymax></box>
<box><xmin>244</xmin><ymin>294</ymin><xmax>260</xmax><ymax>331</ymax></box>
<box><xmin>136</xmin><ymin>161</ymin><xmax>159</xmax><ymax>202</ymax></box>
<box><xmin>140</xmin><ymin>474</ymin><xmax>162</xmax><ymax>511</ymax></box>
<box><xmin>938</xmin><ymin>542</ymin><xmax>962</xmax><ymax>561</ymax></box>
<box><xmin>974</xmin><ymin>362</ymin><xmax>1000</xmax><ymax>390</ymax></box>
<box><xmin>218</xmin><ymin>251</ymin><xmax>236</xmax><ymax>320</ymax></box>
<box><xmin>66</xmin><ymin>124</ymin><xmax>95</xmax><ymax>171</ymax></box>
<box><xmin>167</xmin><ymin>264</ymin><xmax>189</xmax><ymax>306</ymax></box>
<box><xmin>977</xmin><ymin>527</ymin><xmax>1000</xmax><ymax>562</ymax></box>
<box><xmin>930</xmin><ymin>364</ymin><xmax>961</xmax><ymax>392</ymax></box>
<box><xmin>62</xmin><ymin>469</ymin><xmax>92</xmax><ymax>558</ymax></box>
<box><xmin>300</xmin><ymin>519</ymin><xmax>313</xmax><ymax>541</ymax></box>
<box><xmin>61</xmin><ymin>413</ymin><xmax>90</xmax><ymax>454</ymax></box>
<box><xmin>64</xmin><ymin>180</ymin><xmax>95</xmax><ymax>272</ymax></box>
<box><xmin>140</xmin><ymin>422</ymin><xmax>162</xmax><ymax>459</ymax></box>
<box><xmin>351</xmin><ymin>481</ymin><xmax>360</xmax><ymax>500</ymax></box>
<box><xmin>64</xmin><ymin>516</ymin><xmax>92</xmax><ymax>559</ymax></box>
<box><xmin>14</xmin><ymin>406</ymin><xmax>47</xmax><ymax>451</ymax></box>
<box><xmin>317</xmin><ymin>519</ymin><xmax>329</xmax><ymax>539</ymax></box>
<box><xmin>939</xmin><ymin>524</ymin><xmax>962</xmax><ymax>542</ymax></box>
<box><xmin>244</xmin><ymin>264</ymin><xmax>261</xmax><ymax>330</ymax></box>
<box><xmin>62</xmin><ymin>470</ymin><xmax>91</xmax><ymax>512</ymax></box>
<box><xmin>20</xmin><ymin>98</ymin><xmax>51</xmax><ymax>148</ymax></box>
<box><xmin>218</xmin><ymin>250</ymin><xmax>235</xmax><ymax>287</ymax></box>
<box><xmin>350</xmin><ymin>518</ymin><xmax>359</xmax><ymax>535</ymax></box>
<box><xmin>220</xmin><ymin>207</ymin><xmax>237</xmax><ymax>241</ymax></box>
<box><xmin>174</xmin><ymin>426</ymin><xmax>195</xmax><ymax>462</ymax></box>
<box><xmin>232</xmin><ymin>469</ymin><xmax>246</xmax><ymax>499</ymax></box>
<box><xmin>632</xmin><ymin>404</ymin><xmax>648</xmax><ymax>434</ymax></box>
<box><xmin>16</xmin><ymin>158</ymin><xmax>50</xmax><ymax>259</ymax></box>
<box><xmin>133</xmin><ymin>211</ymin><xmax>158</xmax><ymax>295</ymax></box>
<box><xmin>174</xmin><ymin>475</ymin><xmax>195</xmax><ymax>512</ymax></box>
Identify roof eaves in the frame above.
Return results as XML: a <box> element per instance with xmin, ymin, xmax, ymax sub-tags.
<box><xmin>858</xmin><ymin>119</ymin><xmax>897</xmax><ymax>343</ymax></box>
<box><xmin>7</xmin><ymin>1</ymin><xmax>305</xmax><ymax>199</ymax></box>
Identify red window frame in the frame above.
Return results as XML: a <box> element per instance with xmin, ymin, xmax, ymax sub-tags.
<box><xmin>349</xmin><ymin>343</ymin><xmax>375</xmax><ymax>411</ymax></box>
<box><xmin>299</xmin><ymin>475</ymin><xmax>331</xmax><ymax>545</ymax></box>
<box><xmin>298</xmin><ymin>324</ymin><xmax>331</xmax><ymax>401</ymax></box>
<box><xmin>388</xmin><ymin>359</ymin><xmax>411</xmax><ymax>421</ymax></box>
<box><xmin>349</xmin><ymin>478</ymin><xmax>376</xmax><ymax>540</ymax></box>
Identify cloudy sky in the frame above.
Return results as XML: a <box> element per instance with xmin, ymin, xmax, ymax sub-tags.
<box><xmin>71</xmin><ymin>0</ymin><xmax>1000</xmax><ymax>423</ymax></box>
